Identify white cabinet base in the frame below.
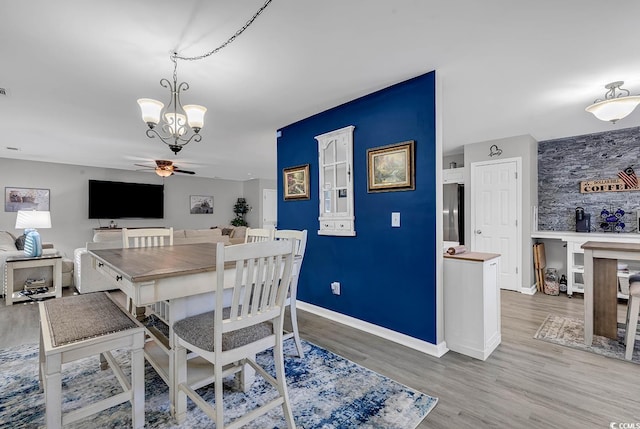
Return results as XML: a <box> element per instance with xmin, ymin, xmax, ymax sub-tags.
<box><xmin>444</xmin><ymin>252</ymin><xmax>501</xmax><ymax>360</ymax></box>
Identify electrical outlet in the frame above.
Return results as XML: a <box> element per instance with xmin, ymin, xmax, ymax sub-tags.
<box><xmin>331</xmin><ymin>281</ymin><xmax>341</xmax><ymax>295</ymax></box>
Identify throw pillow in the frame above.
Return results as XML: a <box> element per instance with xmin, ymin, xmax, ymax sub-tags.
<box><xmin>15</xmin><ymin>234</ymin><xmax>26</xmax><ymax>250</ymax></box>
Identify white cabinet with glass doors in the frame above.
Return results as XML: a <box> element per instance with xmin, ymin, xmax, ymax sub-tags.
<box><xmin>315</xmin><ymin>125</ymin><xmax>355</xmax><ymax>236</ymax></box>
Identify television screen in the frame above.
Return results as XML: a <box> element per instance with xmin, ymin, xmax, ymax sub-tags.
<box><xmin>88</xmin><ymin>180</ymin><xmax>164</xmax><ymax>219</ymax></box>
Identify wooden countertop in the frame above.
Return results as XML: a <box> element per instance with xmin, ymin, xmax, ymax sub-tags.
<box><xmin>532</xmin><ymin>230</ymin><xmax>640</xmax><ymax>242</ymax></box>
<box><xmin>444</xmin><ymin>252</ymin><xmax>500</xmax><ymax>262</ymax></box>
<box><xmin>581</xmin><ymin>241</ymin><xmax>640</xmax><ymax>252</ymax></box>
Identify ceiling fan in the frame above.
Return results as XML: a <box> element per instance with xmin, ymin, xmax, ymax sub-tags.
<box><xmin>134</xmin><ymin>160</ymin><xmax>196</xmax><ymax>177</ymax></box>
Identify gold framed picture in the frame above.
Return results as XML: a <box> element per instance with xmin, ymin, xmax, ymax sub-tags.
<box><xmin>283</xmin><ymin>164</ymin><xmax>310</xmax><ymax>200</ymax></box>
<box><xmin>367</xmin><ymin>140</ymin><xmax>415</xmax><ymax>192</ymax></box>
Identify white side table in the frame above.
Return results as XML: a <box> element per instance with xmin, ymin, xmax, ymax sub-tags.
<box><xmin>4</xmin><ymin>255</ymin><xmax>62</xmax><ymax>305</ymax></box>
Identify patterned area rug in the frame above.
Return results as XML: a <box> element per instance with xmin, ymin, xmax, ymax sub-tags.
<box><xmin>0</xmin><ymin>339</ymin><xmax>437</xmax><ymax>428</ymax></box>
<box><xmin>534</xmin><ymin>314</ymin><xmax>639</xmax><ymax>363</ymax></box>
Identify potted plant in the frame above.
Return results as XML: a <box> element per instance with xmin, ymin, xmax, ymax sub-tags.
<box><xmin>231</xmin><ymin>198</ymin><xmax>251</xmax><ymax>226</ymax></box>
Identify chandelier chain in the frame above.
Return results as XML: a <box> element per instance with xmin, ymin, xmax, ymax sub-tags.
<box><xmin>173</xmin><ymin>0</ymin><xmax>273</xmax><ymax>63</ymax></box>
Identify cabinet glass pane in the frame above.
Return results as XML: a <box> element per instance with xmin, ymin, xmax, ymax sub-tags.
<box><xmin>323</xmin><ymin>141</ymin><xmax>335</xmax><ymax>164</ymax></box>
<box><xmin>336</xmin><ymin>163</ymin><xmax>347</xmax><ymax>187</ymax></box>
<box><xmin>323</xmin><ymin>190</ymin><xmax>333</xmax><ymax>213</ymax></box>
<box><xmin>336</xmin><ymin>191</ymin><xmax>348</xmax><ymax>213</ymax></box>
<box><xmin>336</xmin><ymin>140</ymin><xmax>347</xmax><ymax>162</ymax></box>
<box><xmin>323</xmin><ymin>166</ymin><xmax>335</xmax><ymax>188</ymax></box>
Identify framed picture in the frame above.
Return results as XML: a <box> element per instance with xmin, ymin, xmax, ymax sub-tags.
<box><xmin>283</xmin><ymin>164</ymin><xmax>310</xmax><ymax>200</ymax></box>
<box><xmin>190</xmin><ymin>195</ymin><xmax>213</xmax><ymax>214</ymax></box>
<box><xmin>367</xmin><ymin>140</ymin><xmax>415</xmax><ymax>192</ymax></box>
<box><xmin>5</xmin><ymin>187</ymin><xmax>50</xmax><ymax>212</ymax></box>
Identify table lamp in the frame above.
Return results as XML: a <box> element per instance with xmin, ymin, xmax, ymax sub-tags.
<box><xmin>15</xmin><ymin>210</ymin><xmax>51</xmax><ymax>257</ymax></box>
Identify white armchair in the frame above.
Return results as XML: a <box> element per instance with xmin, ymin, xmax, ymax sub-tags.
<box><xmin>73</xmin><ymin>243</ymin><xmax>120</xmax><ymax>294</ymax></box>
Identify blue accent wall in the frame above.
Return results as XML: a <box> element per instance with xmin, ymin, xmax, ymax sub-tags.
<box><xmin>277</xmin><ymin>71</ymin><xmax>437</xmax><ymax>343</ymax></box>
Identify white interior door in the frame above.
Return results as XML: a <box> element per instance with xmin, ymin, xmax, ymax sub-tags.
<box><xmin>470</xmin><ymin>158</ymin><xmax>521</xmax><ymax>291</ymax></box>
<box><xmin>263</xmin><ymin>189</ymin><xmax>277</xmax><ymax>228</ymax></box>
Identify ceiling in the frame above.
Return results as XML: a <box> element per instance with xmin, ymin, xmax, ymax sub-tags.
<box><xmin>2</xmin><ymin>0</ymin><xmax>640</xmax><ymax>181</ymax></box>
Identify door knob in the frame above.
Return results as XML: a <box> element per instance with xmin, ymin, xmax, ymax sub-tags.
<box><xmin>476</xmin><ymin>229</ymin><xmax>482</xmax><ymax>234</ymax></box>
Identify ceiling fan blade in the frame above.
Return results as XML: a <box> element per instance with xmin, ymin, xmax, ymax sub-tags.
<box><xmin>134</xmin><ymin>163</ymin><xmax>154</xmax><ymax>169</ymax></box>
<box><xmin>173</xmin><ymin>168</ymin><xmax>196</xmax><ymax>175</ymax></box>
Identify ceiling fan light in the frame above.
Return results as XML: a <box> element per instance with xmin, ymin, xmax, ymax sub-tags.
<box><xmin>586</xmin><ymin>96</ymin><xmax>640</xmax><ymax>123</ymax></box>
<box><xmin>183</xmin><ymin>105</ymin><xmax>207</xmax><ymax>131</ymax></box>
<box><xmin>164</xmin><ymin>112</ymin><xmax>187</xmax><ymax>136</ymax></box>
<box><xmin>155</xmin><ymin>167</ymin><xmax>173</xmax><ymax>177</ymax></box>
<box><xmin>137</xmin><ymin>98</ymin><xmax>164</xmax><ymax>126</ymax></box>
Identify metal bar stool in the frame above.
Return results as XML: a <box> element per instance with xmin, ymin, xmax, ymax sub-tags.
<box><xmin>624</xmin><ymin>274</ymin><xmax>640</xmax><ymax>360</ymax></box>
<box><xmin>39</xmin><ymin>292</ymin><xmax>145</xmax><ymax>428</ymax></box>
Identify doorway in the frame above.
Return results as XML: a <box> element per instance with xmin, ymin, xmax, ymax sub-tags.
<box><xmin>262</xmin><ymin>189</ymin><xmax>277</xmax><ymax>229</ymax></box>
<box><xmin>470</xmin><ymin>158</ymin><xmax>521</xmax><ymax>291</ymax></box>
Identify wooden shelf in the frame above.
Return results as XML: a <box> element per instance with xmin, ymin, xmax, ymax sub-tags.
<box><xmin>5</xmin><ymin>257</ymin><xmax>62</xmax><ymax>306</ymax></box>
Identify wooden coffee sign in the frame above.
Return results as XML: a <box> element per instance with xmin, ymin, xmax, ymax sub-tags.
<box><xmin>580</xmin><ymin>167</ymin><xmax>640</xmax><ymax>193</ymax></box>
<box><xmin>580</xmin><ymin>178</ymin><xmax>636</xmax><ymax>193</ymax></box>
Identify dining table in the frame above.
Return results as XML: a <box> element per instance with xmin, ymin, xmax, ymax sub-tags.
<box><xmin>88</xmin><ymin>242</ymin><xmax>259</xmax><ymax>417</ymax></box>
<box><xmin>581</xmin><ymin>241</ymin><xmax>640</xmax><ymax>346</ymax></box>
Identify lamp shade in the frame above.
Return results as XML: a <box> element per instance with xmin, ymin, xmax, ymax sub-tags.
<box><xmin>183</xmin><ymin>104</ymin><xmax>207</xmax><ymax>130</ymax></box>
<box><xmin>155</xmin><ymin>167</ymin><xmax>173</xmax><ymax>177</ymax></box>
<box><xmin>164</xmin><ymin>112</ymin><xmax>187</xmax><ymax>136</ymax></box>
<box><xmin>137</xmin><ymin>98</ymin><xmax>164</xmax><ymax>125</ymax></box>
<box><xmin>15</xmin><ymin>210</ymin><xmax>52</xmax><ymax>229</ymax></box>
<box><xmin>585</xmin><ymin>96</ymin><xmax>640</xmax><ymax>123</ymax></box>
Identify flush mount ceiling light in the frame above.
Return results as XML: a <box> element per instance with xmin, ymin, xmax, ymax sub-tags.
<box><xmin>585</xmin><ymin>81</ymin><xmax>640</xmax><ymax>124</ymax></box>
<box><xmin>137</xmin><ymin>0</ymin><xmax>273</xmax><ymax>154</ymax></box>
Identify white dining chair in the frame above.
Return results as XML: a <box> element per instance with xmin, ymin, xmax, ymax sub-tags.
<box><xmin>244</xmin><ymin>227</ymin><xmax>274</xmax><ymax>243</ymax></box>
<box><xmin>624</xmin><ymin>274</ymin><xmax>640</xmax><ymax>360</ymax></box>
<box><xmin>172</xmin><ymin>240</ymin><xmax>296</xmax><ymax>428</ymax></box>
<box><xmin>122</xmin><ymin>227</ymin><xmax>174</xmax><ymax>248</ymax></box>
<box><xmin>274</xmin><ymin>229</ymin><xmax>308</xmax><ymax>358</ymax></box>
<box><xmin>122</xmin><ymin>227</ymin><xmax>174</xmax><ymax>320</ymax></box>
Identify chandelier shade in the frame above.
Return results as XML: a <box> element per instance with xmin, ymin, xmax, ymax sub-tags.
<box><xmin>137</xmin><ymin>98</ymin><xmax>164</xmax><ymax>126</ymax></box>
<box><xmin>164</xmin><ymin>112</ymin><xmax>188</xmax><ymax>136</ymax></box>
<box><xmin>585</xmin><ymin>81</ymin><xmax>640</xmax><ymax>123</ymax></box>
<box><xmin>183</xmin><ymin>105</ymin><xmax>207</xmax><ymax>130</ymax></box>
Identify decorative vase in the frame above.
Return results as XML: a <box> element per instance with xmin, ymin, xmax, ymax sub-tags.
<box><xmin>23</xmin><ymin>229</ymin><xmax>42</xmax><ymax>257</ymax></box>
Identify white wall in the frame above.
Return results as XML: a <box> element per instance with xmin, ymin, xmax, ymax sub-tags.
<box><xmin>0</xmin><ymin>158</ymin><xmax>248</xmax><ymax>258</ymax></box>
<box><xmin>463</xmin><ymin>134</ymin><xmax>538</xmax><ymax>289</ymax></box>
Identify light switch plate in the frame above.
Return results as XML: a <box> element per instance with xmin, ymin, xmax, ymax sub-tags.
<box><xmin>391</xmin><ymin>212</ymin><xmax>400</xmax><ymax>227</ymax></box>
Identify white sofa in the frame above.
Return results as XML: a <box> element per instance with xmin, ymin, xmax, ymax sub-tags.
<box><xmin>73</xmin><ymin>228</ymin><xmax>231</xmax><ymax>294</ymax></box>
<box><xmin>0</xmin><ymin>230</ymin><xmax>74</xmax><ymax>293</ymax></box>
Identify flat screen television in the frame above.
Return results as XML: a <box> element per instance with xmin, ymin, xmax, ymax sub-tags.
<box><xmin>88</xmin><ymin>179</ymin><xmax>164</xmax><ymax>219</ymax></box>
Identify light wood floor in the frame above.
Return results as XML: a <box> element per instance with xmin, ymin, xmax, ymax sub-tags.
<box><xmin>2</xmin><ymin>289</ymin><xmax>639</xmax><ymax>428</ymax></box>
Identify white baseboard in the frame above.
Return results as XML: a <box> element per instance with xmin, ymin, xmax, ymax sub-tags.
<box><xmin>521</xmin><ymin>284</ymin><xmax>537</xmax><ymax>295</ymax></box>
<box><xmin>296</xmin><ymin>301</ymin><xmax>449</xmax><ymax>358</ymax></box>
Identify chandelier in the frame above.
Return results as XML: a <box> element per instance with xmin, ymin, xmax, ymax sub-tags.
<box><xmin>585</xmin><ymin>81</ymin><xmax>640</xmax><ymax>124</ymax></box>
<box><xmin>136</xmin><ymin>0</ymin><xmax>273</xmax><ymax>154</ymax></box>
<box><xmin>137</xmin><ymin>54</ymin><xmax>206</xmax><ymax>155</ymax></box>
